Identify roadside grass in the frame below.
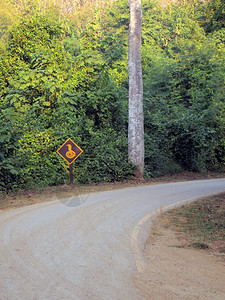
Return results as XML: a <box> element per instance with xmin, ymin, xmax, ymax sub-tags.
<box><xmin>164</xmin><ymin>194</ymin><xmax>225</xmax><ymax>257</ymax></box>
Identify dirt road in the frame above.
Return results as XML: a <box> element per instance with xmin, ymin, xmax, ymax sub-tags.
<box><xmin>1</xmin><ymin>179</ymin><xmax>225</xmax><ymax>299</ymax></box>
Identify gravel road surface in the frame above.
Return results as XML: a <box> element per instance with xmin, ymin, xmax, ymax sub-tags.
<box><xmin>1</xmin><ymin>179</ymin><xmax>225</xmax><ymax>300</ymax></box>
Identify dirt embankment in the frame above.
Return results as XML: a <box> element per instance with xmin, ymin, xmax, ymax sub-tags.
<box><xmin>134</xmin><ymin>215</ymin><xmax>225</xmax><ymax>300</ymax></box>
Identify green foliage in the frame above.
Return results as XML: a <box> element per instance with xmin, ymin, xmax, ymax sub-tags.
<box><xmin>166</xmin><ymin>113</ymin><xmax>220</xmax><ymax>172</ymax></box>
<box><xmin>203</xmin><ymin>0</ymin><xmax>225</xmax><ymax>33</ymax></box>
<box><xmin>0</xmin><ymin>1</ymin><xmax>225</xmax><ymax>191</ymax></box>
<box><xmin>75</xmin><ymin>129</ymin><xmax>134</xmax><ymax>183</ymax></box>
<box><xmin>0</xmin><ymin>108</ymin><xmax>23</xmax><ymax>190</ymax></box>
<box><xmin>0</xmin><ymin>13</ymin><xmax>132</xmax><ymax>191</ymax></box>
<box><xmin>16</xmin><ymin>129</ymin><xmax>66</xmax><ymax>187</ymax></box>
<box><xmin>142</xmin><ymin>0</ymin><xmax>225</xmax><ymax>176</ymax></box>
<box><xmin>7</xmin><ymin>14</ymin><xmax>65</xmax><ymax>63</ymax></box>
<box><xmin>144</xmin><ymin>133</ymin><xmax>182</xmax><ymax>178</ymax></box>
<box><xmin>0</xmin><ymin>0</ymin><xmax>19</xmax><ymax>47</ymax></box>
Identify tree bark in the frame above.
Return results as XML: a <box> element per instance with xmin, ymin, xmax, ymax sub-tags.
<box><xmin>128</xmin><ymin>0</ymin><xmax>144</xmax><ymax>177</ymax></box>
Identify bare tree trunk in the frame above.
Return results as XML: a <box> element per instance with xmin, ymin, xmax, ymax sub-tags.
<box><xmin>128</xmin><ymin>0</ymin><xmax>144</xmax><ymax>177</ymax></box>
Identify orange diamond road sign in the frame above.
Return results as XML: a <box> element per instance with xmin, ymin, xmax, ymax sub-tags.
<box><xmin>57</xmin><ymin>138</ymin><xmax>83</xmax><ymax>164</ymax></box>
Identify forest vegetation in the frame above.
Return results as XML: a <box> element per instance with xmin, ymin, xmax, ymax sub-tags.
<box><xmin>0</xmin><ymin>0</ymin><xmax>224</xmax><ymax>191</ymax></box>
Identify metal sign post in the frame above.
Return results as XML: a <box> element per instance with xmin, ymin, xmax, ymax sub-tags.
<box><xmin>70</xmin><ymin>163</ymin><xmax>74</xmax><ymax>185</ymax></box>
<box><xmin>57</xmin><ymin>138</ymin><xmax>83</xmax><ymax>185</ymax></box>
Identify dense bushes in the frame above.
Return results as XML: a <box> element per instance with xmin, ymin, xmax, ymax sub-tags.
<box><xmin>0</xmin><ymin>0</ymin><xmax>225</xmax><ymax>191</ymax></box>
<box><xmin>141</xmin><ymin>0</ymin><xmax>225</xmax><ymax>177</ymax></box>
<box><xmin>0</xmin><ymin>15</ymin><xmax>133</xmax><ymax>191</ymax></box>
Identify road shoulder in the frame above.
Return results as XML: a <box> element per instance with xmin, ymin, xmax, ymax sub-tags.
<box><xmin>133</xmin><ymin>215</ymin><xmax>225</xmax><ymax>300</ymax></box>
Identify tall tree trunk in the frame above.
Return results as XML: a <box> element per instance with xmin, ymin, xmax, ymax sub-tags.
<box><xmin>128</xmin><ymin>0</ymin><xmax>144</xmax><ymax>177</ymax></box>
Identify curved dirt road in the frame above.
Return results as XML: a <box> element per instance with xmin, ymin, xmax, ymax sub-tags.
<box><xmin>1</xmin><ymin>179</ymin><xmax>225</xmax><ymax>300</ymax></box>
